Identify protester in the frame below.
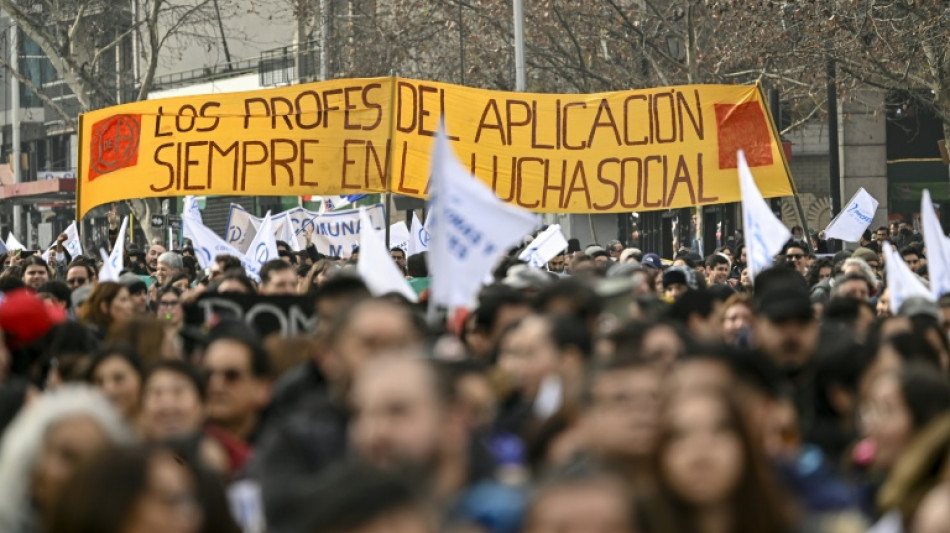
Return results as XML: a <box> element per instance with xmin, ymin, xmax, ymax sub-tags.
<box><xmin>0</xmin><ymin>386</ymin><xmax>133</xmax><ymax>533</ymax></box>
<box><xmin>86</xmin><ymin>345</ymin><xmax>144</xmax><ymax>422</ymax></box>
<box><xmin>4</xmin><ymin>190</ymin><xmax>950</xmax><ymax>533</ymax></box>
<box><xmin>78</xmin><ymin>281</ymin><xmax>135</xmax><ymax>339</ymax></box>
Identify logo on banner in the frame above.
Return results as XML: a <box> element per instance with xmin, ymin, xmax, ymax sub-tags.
<box><xmin>88</xmin><ymin>114</ymin><xmax>142</xmax><ymax>180</ymax></box>
<box><xmin>254</xmin><ymin>243</ymin><xmax>269</xmax><ymax>263</ymax></box>
<box><xmin>847</xmin><ymin>202</ymin><xmax>874</xmax><ymax>223</ymax></box>
<box><xmin>418</xmin><ymin>227</ymin><xmax>430</xmax><ymax>247</ymax></box>
<box><xmin>228</xmin><ymin>226</ymin><xmax>244</xmax><ymax>243</ymax></box>
<box><xmin>715</xmin><ymin>103</ymin><xmax>773</xmax><ymax>169</ymax></box>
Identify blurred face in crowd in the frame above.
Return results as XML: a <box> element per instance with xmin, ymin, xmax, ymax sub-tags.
<box><xmin>124</xmin><ymin>451</ymin><xmax>202</xmax><ymax>533</ymax></box>
<box><xmin>706</xmin><ymin>262</ymin><xmax>730</xmax><ymax>285</ymax></box>
<box><xmin>586</xmin><ymin>365</ymin><xmax>661</xmax><ymax>460</ymax></box>
<box><xmin>106</xmin><ymin>287</ymin><xmax>135</xmax><ymax>324</ymax></box>
<box><xmin>23</xmin><ymin>264</ymin><xmax>50</xmax><ymax>289</ymax></box>
<box><xmin>31</xmin><ymin>415</ymin><xmax>110</xmax><ymax>512</ymax></box>
<box><xmin>876</xmin><ymin>289</ymin><xmax>891</xmax><ymax>318</ymax></box>
<box><xmin>548</xmin><ymin>253</ymin><xmax>566</xmax><ymax>273</ymax></box>
<box><xmin>837</xmin><ymin>279</ymin><xmax>870</xmax><ymax>302</ymax></box>
<box><xmin>140</xmin><ymin>370</ymin><xmax>205</xmax><ymax>441</ymax></box>
<box><xmin>659</xmin><ymin>391</ymin><xmax>744</xmax><ymax>507</ymax></box>
<box><xmin>145</xmin><ymin>244</ymin><xmax>166</xmax><ymax>272</ymax></box>
<box><xmin>350</xmin><ymin>358</ymin><xmax>446</xmax><ymax>471</ymax></box>
<box><xmin>330</xmin><ymin>302</ymin><xmax>421</xmax><ymax>383</ymax></box>
<box><xmin>738</xmin><ymin>246</ymin><xmax>747</xmax><ymax>266</ymax></box>
<box><xmin>755</xmin><ymin>315</ymin><xmax>818</xmax><ymax>370</ymax></box>
<box><xmin>876</xmin><ymin>229</ymin><xmax>888</xmax><ymax>242</ymax></box>
<box><xmin>66</xmin><ymin>265</ymin><xmax>93</xmax><ymax>290</ymax></box>
<box><xmin>784</xmin><ymin>246</ymin><xmax>807</xmax><ymax>274</ymax></box>
<box><xmin>391</xmin><ymin>249</ymin><xmax>407</xmax><ymax>271</ymax></box>
<box><xmin>861</xmin><ymin>373</ymin><xmax>912</xmax><ymax>471</ymax></box>
<box><xmin>261</xmin><ymin>268</ymin><xmax>298</xmax><ymax>295</ymax></box>
<box><xmin>664</xmin><ymin>283</ymin><xmax>688</xmax><ymax>301</ymax></box>
<box><xmin>157</xmin><ymin>292</ymin><xmax>184</xmax><ymax>328</ymax></box>
<box><xmin>641</xmin><ymin>324</ymin><xmax>686</xmax><ymax>371</ymax></box>
<box><xmin>816</xmin><ymin>265</ymin><xmax>833</xmax><ymax>283</ymax></box>
<box><xmin>526</xmin><ymin>478</ymin><xmax>636</xmax><ymax>533</ymax></box>
<box><xmin>147</xmin><ymin>245</ymin><xmax>166</xmax><ymax>271</ymax></box>
<box><xmin>171</xmin><ymin>277</ymin><xmax>190</xmax><ymax>294</ymax></box>
<box><xmin>722</xmin><ymin>303</ymin><xmax>754</xmax><ymax>345</ymax></box>
<box><xmin>740</xmin><ymin>268</ymin><xmax>751</xmax><ymax>290</ymax></box>
<box><xmin>202</xmin><ymin>339</ymin><xmax>270</xmax><ymax>434</ymax></box>
<box><xmin>902</xmin><ymin>252</ymin><xmax>920</xmax><ymax>273</ymax></box>
<box><xmin>497</xmin><ymin>316</ymin><xmax>559</xmax><ymax>400</ymax></box>
<box><xmin>155</xmin><ymin>262</ymin><xmax>177</xmax><ymax>286</ymax></box>
<box><xmin>91</xmin><ymin>355</ymin><xmax>142</xmax><ymax>420</ymax></box>
<box><xmin>128</xmin><ymin>289</ymin><xmax>149</xmax><ymax>315</ymax></box>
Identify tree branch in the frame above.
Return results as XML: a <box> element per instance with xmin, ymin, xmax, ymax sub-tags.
<box><xmin>0</xmin><ymin>55</ymin><xmax>77</xmax><ymax>130</ymax></box>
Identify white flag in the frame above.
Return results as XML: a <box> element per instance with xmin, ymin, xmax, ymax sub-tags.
<box><xmin>408</xmin><ymin>213</ymin><xmax>430</xmax><ymax>256</ymax></box>
<box><xmin>823</xmin><ymin>187</ymin><xmax>879</xmax><ymax>242</ymax></box>
<box><xmin>518</xmin><ymin>224</ymin><xmax>568</xmax><ymax>269</ymax></box>
<box><xmin>883</xmin><ymin>241</ymin><xmax>932</xmax><ymax>314</ymax></box>
<box><xmin>98</xmin><ymin>248</ymin><xmax>118</xmax><ymax>282</ymax></box>
<box><xmin>389</xmin><ymin>221</ymin><xmax>411</xmax><ymax>253</ymax></box>
<box><xmin>183</xmin><ymin>215</ymin><xmax>262</xmax><ymax>280</ymax></box>
<box><xmin>738</xmin><ymin>150</ymin><xmax>790</xmax><ymax>282</ymax></box>
<box><xmin>5</xmin><ymin>233</ymin><xmax>25</xmax><ymax>251</ymax></box>
<box><xmin>244</xmin><ymin>211</ymin><xmax>279</xmax><ymax>271</ymax></box>
<box><xmin>104</xmin><ymin>216</ymin><xmax>128</xmax><ymax>281</ymax></box>
<box><xmin>921</xmin><ymin>189</ymin><xmax>950</xmax><ymax>299</ymax></box>
<box><xmin>63</xmin><ymin>221</ymin><xmax>83</xmax><ymax>258</ymax></box>
<box><xmin>277</xmin><ymin>218</ymin><xmax>301</xmax><ymax>252</ymax></box>
<box><xmin>357</xmin><ymin>210</ymin><xmax>417</xmax><ymax>302</ymax></box>
<box><xmin>183</xmin><ymin>196</ymin><xmax>203</xmax><ymax>224</ymax></box>
<box><xmin>427</xmin><ymin>123</ymin><xmax>537</xmax><ymax>309</ymax></box>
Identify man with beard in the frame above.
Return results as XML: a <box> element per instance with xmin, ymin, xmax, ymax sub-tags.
<box><xmin>349</xmin><ymin>356</ymin><xmax>475</xmax><ymax>504</ymax></box>
<box><xmin>146</xmin><ymin>242</ymin><xmax>167</xmax><ymax>274</ymax></box>
<box><xmin>753</xmin><ymin>268</ymin><xmax>820</xmax><ymax>434</ymax></box>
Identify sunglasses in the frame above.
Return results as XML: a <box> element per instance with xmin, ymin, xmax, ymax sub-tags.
<box><xmin>66</xmin><ymin>277</ymin><xmax>88</xmax><ymax>286</ymax></box>
<box><xmin>786</xmin><ymin>254</ymin><xmax>804</xmax><ymax>260</ymax></box>
<box><xmin>158</xmin><ymin>300</ymin><xmax>180</xmax><ymax>308</ymax></box>
<box><xmin>206</xmin><ymin>367</ymin><xmax>246</xmax><ymax>383</ymax></box>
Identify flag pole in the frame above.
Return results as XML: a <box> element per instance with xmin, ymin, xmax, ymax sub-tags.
<box><xmin>759</xmin><ymin>83</ymin><xmax>811</xmax><ymax>244</ymax></box>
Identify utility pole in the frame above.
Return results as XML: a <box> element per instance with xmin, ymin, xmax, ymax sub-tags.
<box><xmin>827</xmin><ymin>56</ymin><xmax>842</xmax><ymax>251</ymax></box>
<box><xmin>513</xmin><ymin>0</ymin><xmax>525</xmax><ymax>91</ymax></box>
<box><xmin>10</xmin><ymin>23</ymin><xmax>22</xmax><ymax>242</ymax></box>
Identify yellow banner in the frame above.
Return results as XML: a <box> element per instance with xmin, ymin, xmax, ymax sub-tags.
<box><xmin>77</xmin><ymin>77</ymin><xmax>793</xmax><ymax>218</ymax></box>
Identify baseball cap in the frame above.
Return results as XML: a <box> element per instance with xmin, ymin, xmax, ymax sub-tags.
<box><xmin>641</xmin><ymin>253</ymin><xmax>662</xmax><ymax>270</ymax></box>
<box><xmin>0</xmin><ymin>289</ymin><xmax>67</xmax><ymax>350</ymax></box>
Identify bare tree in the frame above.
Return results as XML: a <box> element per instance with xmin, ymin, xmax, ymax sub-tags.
<box><xmin>0</xmin><ymin>0</ymin><xmax>243</xmax><ymax>242</ymax></box>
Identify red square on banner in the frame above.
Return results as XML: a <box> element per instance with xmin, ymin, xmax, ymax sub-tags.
<box><xmin>87</xmin><ymin>114</ymin><xmax>142</xmax><ymax>181</ymax></box>
<box><xmin>715</xmin><ymin>103</ymin><xmax>773</xmax><ymax>169</ymax></box>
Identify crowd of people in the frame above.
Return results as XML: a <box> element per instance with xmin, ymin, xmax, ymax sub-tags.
<box><xmin>0</xmin><ymin>215</ymin><xmax>949</xmax><ymax>533</ymax></box>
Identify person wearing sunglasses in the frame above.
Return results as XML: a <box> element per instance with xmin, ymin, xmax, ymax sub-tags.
<box><xmin>201</xmin><ymin>322</ymin><xmax>271</xmax><ymax>445</ymax></box>
<box><xmin>65</xmin><ymin>261</ymin><xmax>96</xmax><ymax>291</ymax></box>
<box><xmin>782</xmin><ymin>240</ymin><xmax>808</xmax><ymax>276</ymax></box>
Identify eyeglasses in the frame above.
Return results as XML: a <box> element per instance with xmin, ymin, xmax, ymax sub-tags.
<box><xmin>158</xmin><ymin>300</ymin><xmax>180</xmax><ymax>308</ymax></box>
<box><xmin>66</xmin><ymin>277</ymin><xmax>87</xmax><ymax>286</ymax></box>
<box><xmin>786</xmin><ymin>254</ymin><xmax>804</xmax><ymax>260</ymax></box>
<box><xmin>206</xmin><ymin>367</ymin><xmax>246</xmax><ymax>383</ymax></box>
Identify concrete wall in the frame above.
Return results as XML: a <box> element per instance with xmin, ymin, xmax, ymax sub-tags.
<box><xmin>839</xmin><ymin>90</ymin><xmax>889</xmax><ymax>230</ymax></box>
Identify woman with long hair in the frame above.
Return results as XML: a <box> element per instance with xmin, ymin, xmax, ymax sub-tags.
<box><xmin>78</xmin><ymin>282</ymin><xmax>134</xmax><ymax>338</ymax></box>
<box><xmin>646</xmin><ymin>387</ymin><xmax>793</xmax><ymax>533</ymax></box>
